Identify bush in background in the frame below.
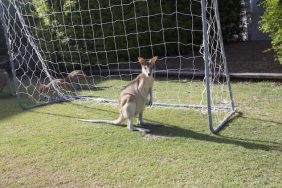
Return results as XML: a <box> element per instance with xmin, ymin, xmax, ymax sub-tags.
<box><xmin>260</xmin><ymin>0</ymin><xmax>282</xmax><ymax>63</ymax></box>
<box><xmin>28</xmin><ymin>0</ymin><xmax>202</xmax><ymax>65</ymax></box>
<box><xmin>7</xmin><ymin>0</ymin><xmax>242</xmax><ymax>69</ymax></box>
<box><xmin>218</xmin><ymin>0</ymin><xmax>243</xmax><ymax>42</ymax></box>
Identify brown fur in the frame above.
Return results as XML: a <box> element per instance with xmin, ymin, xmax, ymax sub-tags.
<box><xmin>80</xmin><ymin>56</ymin><xmax>158</xmax><ymax>133</ymax></box>
<box><xmin>65</xmin><ymin>70</ymin><xmax>94</xmax><ymax>90</ymax></box>
<box><xmin>38</xmin><ymin>79</ymin><xmax>72</xmax><ymax>94</ymax></box>
<box><xmin>64</xmin><ymin>70</ymin><xmax>87</xmax><ymax>83</ymax></box>
<box><xmin>38</xmin><ymin>70</ymin><xmax>87</xmax><ymax>94</ymax></box>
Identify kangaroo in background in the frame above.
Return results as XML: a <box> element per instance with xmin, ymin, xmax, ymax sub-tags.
<box><xmin>38</xmin><ymin>70</ymin><xmax>87</xmax><ymax>95</ymax></box>
<box><xmin>65</xmin><ymin>70</ymin><xmax>111</xmax><ymax>90</ymax></box>
<box><xmin>64</xmin><ymin>70</ymin><xmax>88</xmax><ymax>90</ymax></box>
<box><xmin>80</xmin><ymin>56</ymin><xmax>158</xmax><ymax>133</ymax></box>
<box><xmin>0</xmin><ymin>69</ymin><xmax>15</xmax><ymax>96</ymax></box>
<box><xmin>38</xmin><ymin>79</ymin><xmax>73</xmax><ymax>95</ymax></box>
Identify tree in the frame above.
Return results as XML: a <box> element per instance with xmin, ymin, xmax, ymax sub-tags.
<box><xmin>260</xmin><ymin>0</ymin><xmax>282</xmax><ymax>63</ymax></box>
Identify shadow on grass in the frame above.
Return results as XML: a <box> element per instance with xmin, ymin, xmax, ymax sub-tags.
<box><xmin>241</xmin><ymin>114</ymin><xmax>282</xmax><ymax>125</ymax></box>
<box><xmin>218</xmin><ymin>111</ymin><xmax>282</xmax><ymax>145</ymax></box>
<box><xmin>79</xmin><ymin>85</ymin><xmax>112</xmax><ymax>91</ymax></box>
<box><xmin>146</xmin><ymin>111</ymin><xmax>281</xmax><ymax>151</ymax></box>
<box><xmin>32</xmin><ymin>106</ymin><xmax>282</xmax><ymax>152</ymax></box>
<box><xmin>147</xmin><ymin>124</ymin><xmax>281</xmax><ymax>152</ymax></box>
<box><xmin>0</xmin><ymin>95</ymin><xmax>22</xmax><ymax>120</ymax></box>
<box><xmin>31</xmin><ymin>102</ymin><xmax>119</xmax><ymax>120</ymax></box>
<box><xmin>229</xmin><ymin>111</ymin><xmax>282</xmax><ymax>125</ymax></box>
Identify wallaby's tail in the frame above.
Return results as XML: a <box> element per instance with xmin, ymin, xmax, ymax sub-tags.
<box><xmin>79</xmin><ymin>114</ymin><xmax>124</xmax><ymax>125</ymax></box>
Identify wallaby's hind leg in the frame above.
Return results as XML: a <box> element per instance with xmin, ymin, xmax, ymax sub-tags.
<box><xmin>137</xmin><ymin>112</ymin><xmax>144</xmax><ymax>126</ymax></box>
<box><xmin>122</xmin><ymin>101</ymin><xmax>149</xmax><ymax>133</ymax></box>
<box><xmin>127</xmin><ymin>118</ymin><xmax>150</xmax><ymax>133</ymax></box>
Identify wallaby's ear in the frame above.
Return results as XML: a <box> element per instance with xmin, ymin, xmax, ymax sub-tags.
<box><xmin>138</xmin><ymin>57</ymin><xmax>145</xmax><ymax>65</ymax></box>
<box><xmin>149</xmin><ymin>56</ymin><xmax>158</xmax><ymax>65</ymax></box>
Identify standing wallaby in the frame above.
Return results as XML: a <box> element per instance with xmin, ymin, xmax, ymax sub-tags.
<box><xmin>0</xmin><ymin>69</ymin><xmax>14</xmax><ymax>96</ymax></box>
<box><xmin>80</xmin><ymin>56</ymin><xmax>158</xmax><ymax>133</ymax></box>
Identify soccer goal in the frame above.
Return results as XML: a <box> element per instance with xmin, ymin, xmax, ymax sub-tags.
<box><xmin>0</xmin><ymin>0</ymin><xmax>236</xmax><ymax>133</ymax></box>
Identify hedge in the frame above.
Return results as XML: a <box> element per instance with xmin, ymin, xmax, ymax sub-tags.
<box><xmin>260</xmin><ymin>0</ymin><xmax>282</xmax><ymax>63</ymax></box>
<box><xmin>18</xmin><ymin>0</ymin><xmax>242</xmax><ymax>67</ymax></box>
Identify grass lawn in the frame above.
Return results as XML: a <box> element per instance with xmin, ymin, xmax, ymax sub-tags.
<box><xmin>0</xmin><ymin>81</ymin><xmax>281</xmax><ymax>187</ymax></box>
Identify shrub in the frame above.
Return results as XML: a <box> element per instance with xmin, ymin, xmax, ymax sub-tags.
<box><xmin>218</xmin><ymin>0</ymin><xmax>243</xmax><ymax>42</ymax></box>
<box><xmin>20</xmin><ymin>0</ymin><xmax>242</xmax><ymax>67</ymax></box>
<box><xmin>260</xmin><ymin>0</ymin><xmax>282</xmax><ymax>63</ymax></box>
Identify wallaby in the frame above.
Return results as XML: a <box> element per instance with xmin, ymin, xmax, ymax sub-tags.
<box><xmin>80</xmin><ymin>56</ymin><xmax>158</xmax><ymax>133</ymax></box>
<box><xmin>0</xmin><ymin>69</ymin><xmax>15</xmax><ymax>96</ymax></box>
<box><xmin>38</xmin><ymin>79</ymin><xmax>73</xmax><ymax>95</ymax></box>
<box><xmin>65</xmin><ymin>70</ymin><xmax>111</xmax><ymax>90</ymax></box>
<box><xmin>65</xmin><ymin>70</ymin><xmax>86</xmax><ymax>83</ymax></box>
<box><xmin>64</xmin><ymin>70</ymin><xmax>87</xmax><ymax>90</ymax></box>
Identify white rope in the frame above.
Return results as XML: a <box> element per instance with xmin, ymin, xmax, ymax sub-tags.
<box><xmin>0</xmin><ymin>0</ymin><xmax>234</xmax><ymax>120</ymax></box>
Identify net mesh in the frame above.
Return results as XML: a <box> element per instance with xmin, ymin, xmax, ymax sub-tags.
<box><xmin>0</xmin><ymin>0</ymin><xmax>235</xmax><ymax>129</ymax></box>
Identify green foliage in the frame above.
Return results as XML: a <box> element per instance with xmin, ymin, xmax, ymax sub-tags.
<box><xmin>260</xmin><ymin>0</ymin><xmax>282</xmax><ymax>63</ymax></box>
<box><xmin>29</xmin><ymin>0</ymin><xmax>201</xmax><ymax>65</ymax></box>
<box><xmin>25</xmin><ymin>0</ymin><xmax>241</xmax><ymax>68</ymax></box>
<box><xmin>218</xmin><ymin>0</ymin><xmax>243</xmax><ymax>41</ymax></box>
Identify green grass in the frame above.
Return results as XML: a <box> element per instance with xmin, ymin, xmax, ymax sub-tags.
<box><xmin>17</xmin><ymin>76</ymin><xmax>228</xmax><ymax>108</ymax></box>
<box><xmin>0</xmin><ymin>81</ymin><xmax>281</xmax><ymax>187</ymax></box>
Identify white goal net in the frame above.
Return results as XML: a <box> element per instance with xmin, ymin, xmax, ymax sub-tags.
<box><xmin>0</xmin><ymin>0</ymin><xmax>236</xmax><ymax>132</ymax></box>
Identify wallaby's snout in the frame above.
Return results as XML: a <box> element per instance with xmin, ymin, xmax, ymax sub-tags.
<box><xmin>148</xmin><ymin>67</ymin><xmax>153</xmax><ymax>77</ymax></box>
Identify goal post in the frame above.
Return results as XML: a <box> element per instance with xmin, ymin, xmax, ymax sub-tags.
<box><xmin>0</xmin><ymin>0</ymin><xmax>236</xmax><ymax>133</ymax></box>
<box><xmin>201</xmin><ymin>0</ymin><xmax>236</xmax><ymax>133</ymax></box>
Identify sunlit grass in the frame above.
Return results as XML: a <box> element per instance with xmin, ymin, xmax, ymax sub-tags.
<box><xmin>0</xmin><ymin>81</ymin><xmax>281</xmax><ymax>187</ymax></box>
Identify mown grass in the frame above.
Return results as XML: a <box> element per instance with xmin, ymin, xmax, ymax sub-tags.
<box><xmin>0</xmin><ymin>81</ymin><xmax>281</xmax><ymax>187</ymax></box>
